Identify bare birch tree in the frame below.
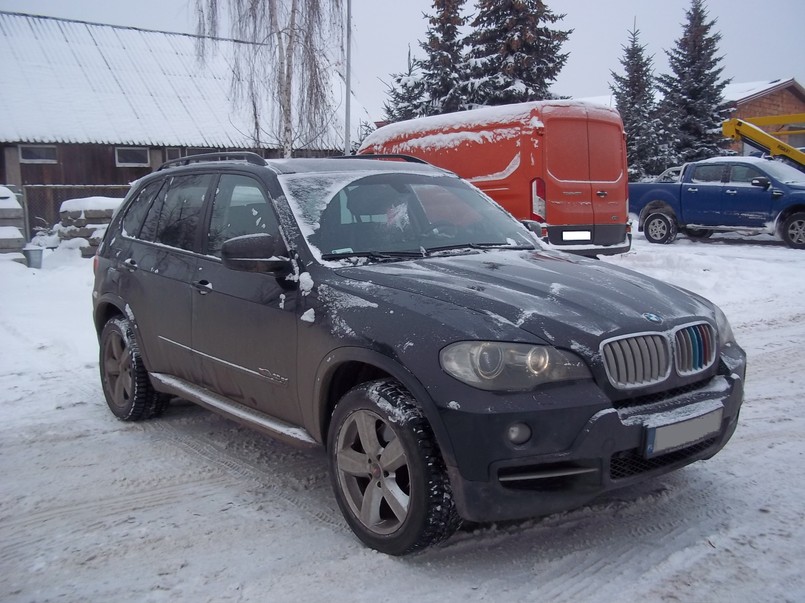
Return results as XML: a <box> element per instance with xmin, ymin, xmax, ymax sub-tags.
<box><xmin>195</xmin><ymin>0</ymin><xmax>344</xmax><ymax>157</ymax></box>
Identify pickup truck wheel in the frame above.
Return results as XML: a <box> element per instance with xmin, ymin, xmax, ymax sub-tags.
<box><xmin>327</xmin><ymin>379</ymin><xmax>460</xmax><ymax>555</ymax></box>
<box><xmin>645</xmin><ymin>213</ymin><xmax>677</xmax><ymax>244</ymax></box>
<box><xmin>684</xmin><ymin>228</ymin><xmax>713</xmax><ymax>239</ymax></box>
<box><xmin>100</xmin><ymin>317</ymin><xmax>163</xmax><ymax>421</ymax></box>
<box><xmin>781</xmin><ymin>212</ymin><xmax>805</xmax><ymax>249</ymax></box>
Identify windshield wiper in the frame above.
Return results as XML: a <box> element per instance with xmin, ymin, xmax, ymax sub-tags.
<box><xmin>423</xmin><ymin>242</ymin><xmax>536</xmax><ymax>254</ymax></box>
<box><xmin>320</xmin><ymin>250</ymin><xmax>424</xmax><ymax>262</ymax></box>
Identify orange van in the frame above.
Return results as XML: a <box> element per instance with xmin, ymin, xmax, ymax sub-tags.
<box><xmin>358</xmin><ymin>101</ymin><xmax>631</xmax><ymax>256</ymax></box>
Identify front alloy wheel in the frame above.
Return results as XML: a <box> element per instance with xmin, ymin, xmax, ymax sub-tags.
<box><xmin>782</xmin><ymin>212</ymin><xmax>805</xmax><ymax>249</ymax></box>
<box><xmin>328</xmin><ymin>379</ymin><xmax>460</xmax><ymax>555</ymax></box>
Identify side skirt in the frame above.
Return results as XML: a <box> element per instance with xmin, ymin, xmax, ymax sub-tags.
<box><xmin>149</xmin><ymin>373</ymin><xmax>319</xmax><ymax>448</ymax></box>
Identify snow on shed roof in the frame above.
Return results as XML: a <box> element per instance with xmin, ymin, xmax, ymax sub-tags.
<box><xmin>0</xmin><ymin>11</ymin><xmax>366</xmax><ymax>150</ymax></box>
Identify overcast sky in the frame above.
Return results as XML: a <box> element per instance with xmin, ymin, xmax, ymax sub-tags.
<box><xmin>1</xmin><ymin>0</ymin><xmax>803</xmax><ymax>120</ymax></box>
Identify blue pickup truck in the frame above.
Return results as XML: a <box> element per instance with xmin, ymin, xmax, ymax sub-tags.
<box><xmin>629</xmin><ymin>156</ymin><xmax>805</xmax><ymax>249</ymax></box>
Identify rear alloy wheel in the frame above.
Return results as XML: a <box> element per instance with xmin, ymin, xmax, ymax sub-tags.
<box><xmin>100</xmin><ymin>317</ymin><xmax>166</xmax><ymax>420</ymax></box>
<box><xmin>327</xmin><ymin>379</ymin><xmax>460</xmax><ymax>555</ymax></box>
<box><xmin>644</xmin><ymin>212</ymin><xmax>678</xmax><ymax>244</ymax></box>
<box><xmin>781</xmin><ymin>212</ymin><xmax>805</xmax><ymax>249</ymax></box>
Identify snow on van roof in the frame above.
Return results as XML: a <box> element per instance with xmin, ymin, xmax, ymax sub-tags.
<box><xmin>361</xmin><ymin>100</ymin><xmax>616</xmax><ymax>152</ymax></box>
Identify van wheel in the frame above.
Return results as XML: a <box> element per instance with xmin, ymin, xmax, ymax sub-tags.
<box><xmin>645</xmin><ymin>213</ymin><xmax>677</xmax><ymax>244</ymax></box>
<box><xmin>781</xmin><ymin>212</ymin><xmax>805</xmax><ymax>249</ymax></box>
<box><xmin>327</xmin><ymin>379</ymin><xmax>460</xmax><ymax>555</ymax></box>
<box><xmin>100</xmin><ymin>317</ymin><xmax>164</xmax><ymax>421</ymax></box>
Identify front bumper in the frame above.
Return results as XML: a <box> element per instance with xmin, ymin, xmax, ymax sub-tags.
<box><xmin>441</xmin><ymin>354</ymin><xmax>745</xmax><ymax>523</ymax></box>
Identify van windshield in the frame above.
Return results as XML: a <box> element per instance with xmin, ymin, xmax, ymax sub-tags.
<box><xmin>279</xmin><ymin>172</ymin><xmax>537</xmax><ymax>263</ymax></box>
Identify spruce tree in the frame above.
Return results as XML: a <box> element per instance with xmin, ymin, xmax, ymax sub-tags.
<box><xmin>610</xmin><ymin>25</ymin><xmax>674</xmax><ymax>180</ymax></box>
<box><xmin>464</xmin><ymin>0</ymin><xmax>571</xmax><ymax>106</ymax></box>
<box><xmin>657</xmin><ymin>0</ymin><xmax>731</xmax><ymax>163</ymax></box>
<box><xmin>383</xmin><ymin>46</ymin><xmax>426</xmax><ymax>123</ymax></box>
<box><xmin>418</xmin><ymin>0</ymin><xmax>467</xmax><ymax>115</ymax></box>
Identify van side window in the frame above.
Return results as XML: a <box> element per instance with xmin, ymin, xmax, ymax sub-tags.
<box><xmin>140</xmin><ymin>174</ymin><xmax>214</xmax><ymax>250</ymax></box>
<box><xmin>207</xmin><ymin>175</ymin><xmax>278</xmax><ymax>257</ymax></box>
<box><xmin>122</xmin><ymin>179</ymin><xmax>165</xmax><ymax>238</ymax></box>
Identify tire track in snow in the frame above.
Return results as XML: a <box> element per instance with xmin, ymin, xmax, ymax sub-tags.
<box><xmin>140</xmin><ymin>412</ymin><xmax>348</xmax><ymax>533</ymax></box>
<box><xmin>0</xmin><ymin>475</ymin><xmax>232</xmax><ymax>566</ymax></box>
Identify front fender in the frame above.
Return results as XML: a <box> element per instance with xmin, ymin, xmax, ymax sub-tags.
<box><xmin>308</xmin><ymin>346</ymin><xmax>458</xmax><ymax>469</ymax></box>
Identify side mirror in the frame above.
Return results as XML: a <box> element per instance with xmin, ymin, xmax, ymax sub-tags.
<box><xmin>221</xmin><ymin>233</ymin><xmax>291</xmax><ymax>276</ymax></box>
<box><xmin>750</xmin><ymin>176</ymin><xmax>771</xmax><ymax>189</ymax></box>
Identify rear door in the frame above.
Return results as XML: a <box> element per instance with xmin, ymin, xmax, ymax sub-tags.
<box><xmin>116</xmin><ymin>173</ymin><xmax>213</xmax><ymax>381</ymax></box>
<box><xmin>680</xmin><ymin>163</ymin><xmax>727</xmax><ymax>225</ymax></box>
<box><xmin>542</xmin><ymin>106</ymin><xmax>595</xmax><ymax>240</ymax></box>
<box><xmin>587</xmin><ymin>105</ymin><xmax>629</xmax><ymax>234</ymax></box>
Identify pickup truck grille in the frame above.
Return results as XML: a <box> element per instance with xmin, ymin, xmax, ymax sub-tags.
<box><xmin>602</xmin><ymin>322</ymin><xmax>716</xmax><ymax>389</ymax></box>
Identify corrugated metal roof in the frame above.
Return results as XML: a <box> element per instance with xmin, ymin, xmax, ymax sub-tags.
<box><xmin>0</xmin><ymin>11</ymin><xmax>364</xmax><ymax>150</ymax></box>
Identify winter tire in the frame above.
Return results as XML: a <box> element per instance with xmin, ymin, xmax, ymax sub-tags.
<box><xmin>327</xmin><ymin>379</ymin><xmax>460</xmax><ymax>555</ymax></box>
<box><xmin>645</xmin><ymin>212</ymin><xmax>678</xmax><ymax>244</ymax></box>
<box><xmin>100</xmin><ymin>317</ymin><xmax>165</xmax><ymax>420</ymax></box>
<box><xmin>781</xmin><ymin>212</ymin><xmax>805</xmax><ymax>249</ymax></box>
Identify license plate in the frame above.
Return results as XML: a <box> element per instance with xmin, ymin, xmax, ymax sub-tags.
<box><xmin>645</xmin><ymin>407</ymin><xmax>723</xmax><ymax>458</ymax></box>
<box><xmin>562</xmin><ymin>230</ymin><xmax>591</xmax><ymax>241</ymax></box>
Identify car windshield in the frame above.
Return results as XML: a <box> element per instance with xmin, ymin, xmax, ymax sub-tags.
<box><xmin>760</xmin><ymin>159</ymin><xmax>805</xmax><ymax>183</ymax></box>
<box><xmin>278</xmin><ymin>171</ymin><xmax>537</xmax><ymax>263</ymax></box>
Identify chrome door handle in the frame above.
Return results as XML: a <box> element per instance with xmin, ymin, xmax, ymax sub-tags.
<box><xmin>122</xmin><ymin>258</ymin><xmax>138</xmax><ymax>272</ymax></box>
<box><xmin>596</xmin><ymin>190</ymin><xmax>608</xmax><ymax>198</ymax></box>
<box><xmin>686</xmin><ymin>187</ymin><xmax>699</xmax><ymax>193</ymax></box>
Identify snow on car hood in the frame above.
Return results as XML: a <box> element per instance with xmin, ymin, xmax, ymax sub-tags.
<box><xmin>333</xmin><ymin>249</ymin><xmax>714</xmax><ymax>351</ymax></box>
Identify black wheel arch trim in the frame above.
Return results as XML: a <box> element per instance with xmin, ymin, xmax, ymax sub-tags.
<box><xmin>93</xmin><ymin>294</ymin><xmax>153</xmax><ymax>370</ymax></box>
<box><xmin>309</xmin><ymin>346</ymin><xmax>458</xmax><ymax>469</ymax></box>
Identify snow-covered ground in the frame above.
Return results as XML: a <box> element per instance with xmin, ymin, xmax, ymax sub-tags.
<box><xmin>1</xmin><ymin>233</ymin><xmax>803</xmax><ymax>602</ymax></box>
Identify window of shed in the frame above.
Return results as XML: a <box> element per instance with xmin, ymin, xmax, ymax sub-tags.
<box><xmin>19</xmin><ymin>145</ymin><xmax>58</xmax><ymax>164</ymax></box>
<box><xmin>115</xmin><ymin>147</ymin><xmax>150</xmax><ymax>167</ymax></box>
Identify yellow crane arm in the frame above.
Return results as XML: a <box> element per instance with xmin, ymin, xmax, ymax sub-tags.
<box><xmin>722</xmin><ymin>118</ymin><xmax>805</xmax><ymax>168</ymax></box>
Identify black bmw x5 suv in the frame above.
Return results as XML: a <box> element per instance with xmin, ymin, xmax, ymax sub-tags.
<box><xmin>93</xmin><ymin>152</ymin><xmax>746</xmax><ymax>555</ymax></box>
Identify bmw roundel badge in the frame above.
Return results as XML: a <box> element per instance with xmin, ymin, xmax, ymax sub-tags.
<box><xmin>642</xmin><ymin>312</ymin><xmax>664</xmax><ymax>324</ymax></box>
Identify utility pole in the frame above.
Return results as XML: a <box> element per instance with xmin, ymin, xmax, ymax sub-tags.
<box><xmin>344</xmin><ymin>0</ymin><xmax>352</xmax><ymax>155</ymax></box>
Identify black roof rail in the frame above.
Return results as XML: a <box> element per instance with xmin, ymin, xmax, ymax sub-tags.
<box><xmin>330</xmin><ymin>153</ymin><xmax>430</xmax><ymax>165</ymax></box>
<box><xmin>158</xmin><ymin>151</ymin><xmax>268</xmax><ymax>171</ymax></box>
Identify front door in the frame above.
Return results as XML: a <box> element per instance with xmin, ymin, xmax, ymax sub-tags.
<box><xmin>192</xmin><ymin>173</ymin><xmax>301</xmax><ymax>424</ymax></box>
<box><xmin>721</xmin><ymin>163</ymin><xmax>774</xmax><ymax>227</ymax></box>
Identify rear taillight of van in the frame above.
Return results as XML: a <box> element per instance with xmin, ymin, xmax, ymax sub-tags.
<box><xmin>531</xmin><ymin>178</ymin><xmax>546</xmax><ymax>222</ymax></box>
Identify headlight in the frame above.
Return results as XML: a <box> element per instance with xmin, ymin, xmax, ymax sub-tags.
<box><xmin>440</xmin><ymin>341</ymin><xmax>592</xmax><ymax>391</ymax></box>
<box><xmin>713</xmin><ymin>305</ymin><xmax>736</xmax><ymax>345</ymax></box>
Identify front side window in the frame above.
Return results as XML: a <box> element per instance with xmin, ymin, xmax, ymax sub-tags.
<box><xmin>140</xmin><ymin>173</ymin><xmax>213</xmax><ymax>250</ymax></box>
<box><xmin>19</xmin><ymin>145</ymin><xmax>58</xmax><ymax>164</ymax></box>
<box><xmin>728</xmin><ymin>165</ymin><xmax>763</xmax><ymax>184</ymax></box>
<box><xmin>115</xmin><ymin>147</ymin><xmax>150</xmax><ymax>167</ymax></box>
<box><xmin>207</xmin><ymin>175</ymin><xmax>277</xmax><ymax>257</ymax></box>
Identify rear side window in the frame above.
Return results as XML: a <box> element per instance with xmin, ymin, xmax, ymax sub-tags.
<box><xmin>122</xmin><ymin>179</ymin><xmax>165</xmax><ymax>238</ymax></box>
<box><xmin>140</xmin><ymin>173</ymin><xmax>214</xmax><ymax>250</ymax></box>
<box><xmin>691</xmin><ymin>165</ymin><xmax>725</xmax><ymax>183</ymax></box>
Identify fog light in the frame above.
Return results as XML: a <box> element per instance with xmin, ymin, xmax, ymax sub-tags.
<box><xmin>507</xmin><ymin>422</ymin><xmax>532</xmax><ymax>445</ymax></box>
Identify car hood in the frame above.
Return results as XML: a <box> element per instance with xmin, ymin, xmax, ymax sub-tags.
<box><xmin>333</xmin><ymin>249</ymin><xmax>713</xmax><ymax>349</ymax></box>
